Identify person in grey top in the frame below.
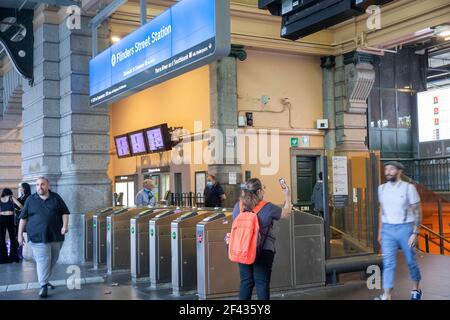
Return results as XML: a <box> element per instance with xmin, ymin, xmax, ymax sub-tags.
<box><xmin>311</xmin><ymin>172</ymin><xmax>324</xmax><ymax>217</ymax></box>
<box><xmin>231</xmin><ymin>178</ymin><xmax>292</xmax><ymax>300</ymax></box>
<box><xmin>135</xmin><ymin>179</ymin><xmax>157</xmax><ymax>207</ymax></box>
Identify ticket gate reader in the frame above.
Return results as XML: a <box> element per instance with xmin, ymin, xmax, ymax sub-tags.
<box><xmin>82</xmin><ymin>207</ymin><xmax>114</xmax><ymax>263</ymax></box>
<box><xmin>93</xmin><ymin>207</ymin><xmax>128</xmax><ymax>269</ymax></box>
<box><xmin>106</xmin><ymin>207</ymin><xmax>150</xmax><ymax>274</ymax></box>
<box><xmin>171</xmin><ymin>210</ymin><xmax>215</xmax><ymax>295</ymax></box>
<box><xmin>196</xmin><ymin>211</ymin><xmax>238</xmax><ymax>299</ymax></box>
<box><xmin>130</xmin><ymin>208</ymin><xmax>174</xmax><ymax>281</ymax></box>
<box><xmin>149</xmin><ymin>209</ymin><xmax>193</xmax><ymax>288</ymax></box>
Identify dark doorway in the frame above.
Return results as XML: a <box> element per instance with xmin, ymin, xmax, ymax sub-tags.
<box><xmin>296</xmin><ymin>156</ymin><xmax>317</xmax><ymax>212</ymax></box>
<box><xmin>174</xmin><ymin>173</ymin><xmax>182</xmax><ymax>194</ymax></box>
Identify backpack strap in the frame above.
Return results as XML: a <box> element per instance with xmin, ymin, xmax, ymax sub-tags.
<box><xmin>252</xmin><ymin>200</ymin><xmax>268</xmax><ymax>214</ymax></box>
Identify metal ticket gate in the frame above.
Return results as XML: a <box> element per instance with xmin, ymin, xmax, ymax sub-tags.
<box><xmin>106</xmin><ymin>207</ymin><xmax>151</xmax><ymax>274</ymax></box>
<box><xmin>196</xmin><ymin>211</ymin><xmax>238</xmax><ymax>299</ymax></box>
<box><xmin>196</xmin><ymin>209</ymin><xmax>321</xmax><ymax>299</ymax></box>
<box><xmin>149</xmin><ymin>208</ymin><xmax>193</xmax><ymax>288</ymax></box>
<box><xmin>130</xmin><ymin>208</ymin><xmax>175</xmax><ymax>281</ymax></box>
<box><xmin>93</xmin><ymin>207</ymin><xmax>128</xmax><ymax>269</ymax></box>
<box><xmin>82</xmin><ymin>207</ymin><xmax>114</xmax><ymax>263</ymax></box>
<box><xmin>171</xmin><ymin>210</ymin><xmax>217</xmax><ymax>295</ymax></box>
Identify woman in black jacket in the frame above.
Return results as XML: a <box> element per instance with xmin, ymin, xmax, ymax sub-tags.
<box><xmin>0</xmin><ymin>188</ymin><xmax>23</xmax><ymax>263</ymax></box>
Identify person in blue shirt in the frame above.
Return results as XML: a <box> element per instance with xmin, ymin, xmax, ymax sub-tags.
<box><xmin>135</xmin><ymin>179</ymin><xmax>157</xmax><ymax>207</ymax></box>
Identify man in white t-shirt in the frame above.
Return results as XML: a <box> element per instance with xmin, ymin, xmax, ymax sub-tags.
<box><xmin>376</xmin><ymin>161</ymin><xmax>422</xmax><ymax>300</ymax></box>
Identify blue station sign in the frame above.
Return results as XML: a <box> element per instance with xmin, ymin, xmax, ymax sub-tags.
<box><xmin>89</xmin><ymin>0</ymin><xmax>230</xmax><ymax>107</ymax></box>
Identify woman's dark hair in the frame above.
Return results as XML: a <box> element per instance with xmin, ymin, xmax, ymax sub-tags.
<box><xmin>241</xmin><ymin>178</ymin><xmax>263</xmax><ymax>211</ymax></box>
<box><xmin>20</xmin><ymin>182</ymin><xmax>31</xmax><ymax>197</ymax></box>
<box><xmin>1</xmin><ymin>188</ymin><xmax>13</xmax><ymax>198</ymax></box>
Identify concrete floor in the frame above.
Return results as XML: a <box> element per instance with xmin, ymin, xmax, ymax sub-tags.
<box><xmin>0</xmin><ymin>252</ymin><xmax>449</xmax><ymax>300</ymax></box>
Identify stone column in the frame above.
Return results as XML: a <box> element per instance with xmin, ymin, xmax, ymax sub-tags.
<box><xmin>22</xmin><ymin>6</ymin><xmax>61</xmax><ymax>186</ymax></box>
<box><xmin>56</xmin><ymin>12</ymin><xmax>111</xmax><ymax>264</ymax></box>
<box><xmin>322</xmin><ymin>52</ymin><xmax>375</xmax><ymax>152</ymax></box>
<box><xmin>208</xmin><ymin>45</ymin><xmax>246</xmax><ymax>208</ymax></box>
<box><xmin>21</xmin><ymin>6</ymin><xmax>112</xmax><ymax>264</ymax></box>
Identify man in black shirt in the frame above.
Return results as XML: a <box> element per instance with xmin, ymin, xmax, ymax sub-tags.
<box><xmin>203</xmin><ymin>174</ymin><xmax>226</xmax><ymax>208</ymax></box>
<box><xmin>18</xmin><ymin>177</ymin><xmax>70</xmax><ymax>298</ymax></box>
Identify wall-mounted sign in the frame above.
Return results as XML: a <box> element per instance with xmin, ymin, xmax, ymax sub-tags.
<box><xmin>332</xmin><ymin>156</ymin><xmax>348</xmax><ymax>196</ymax></box>
<box><xmin>89</xmin><ymin>0</ymin><xmax>230</xmax><ymax>107</ymax></box>
<box><xmin>290</xmin><ymin>137</ymin><xmax>299</xmax><ymax>148</ymax></box>
<box><xmin>301</xmin><ymin>136</ymin><xmax>310</xmax><ymax>147</ymax></box>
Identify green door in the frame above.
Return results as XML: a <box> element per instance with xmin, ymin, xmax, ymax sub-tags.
<box><xmin>296</xmin><ymin>156</ymin><xmax>317</xmax><ymax>213</ymax></box>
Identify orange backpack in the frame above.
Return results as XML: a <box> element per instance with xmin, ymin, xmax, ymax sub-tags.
<box><xmin>228</xmin><ymin>200</ymin><xmax>268</xmax><ymax>265</ymax></box>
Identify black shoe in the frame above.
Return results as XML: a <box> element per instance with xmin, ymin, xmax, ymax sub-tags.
<box><xmin>39</xmin><ymin>285</ymin><xmax>48</xmax><ymax>298</ymax></box>
<box><xmin>46</xmin><ymin>282</ymin><xmax>55</xmax><ymax>290</ymax></box>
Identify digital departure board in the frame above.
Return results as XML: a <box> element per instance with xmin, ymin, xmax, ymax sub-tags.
<box><xmin>128</xmin><ymin>130</ymin><xmax>148</xmax><ymax>155</ymax></box>
<box><xmin>145</xmin><ymin>123</ymin><xmax>172</xmax><ymax>153</ymax></box>
<box><xmin>114</xmin><ymin>135</ymin><xmax>131</xmax><ymax>158</ymax></box>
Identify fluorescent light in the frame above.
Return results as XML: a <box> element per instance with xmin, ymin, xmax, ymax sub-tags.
<box><xmin>435</xmin><ymin>25</ymin><xmax>450</xmax><ymax>38</ymax></box>
<box><xmin>111</xmin><ymin>36</ymin><xmax>121</xmax><ymax>43</ymax></box>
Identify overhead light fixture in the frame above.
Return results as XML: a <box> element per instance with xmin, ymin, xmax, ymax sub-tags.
<box><xmin>111</xmin><ymin>35</ymin><xmax>121</xmax><ymax>43</ymax></box>
<box><xmin>434</xmin><ymin>25</ymin><xmax>450</xmax><ymax>39</ymax></box>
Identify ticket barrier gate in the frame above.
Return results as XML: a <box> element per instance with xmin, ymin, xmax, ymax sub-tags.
<box><xmin>196</xmin><ymin>209</ymin><xmax>325</xmax><ymax>299</ymax></box>
<box><xmin>149</xmin><ymin>208</ymin><xmax>195</xmax><ymax>288</ymax></box>
<box><xmin>196</xmin><ymin>211</ymin><xmax>238</xmax><ymax>299</ymax></box>
<box><xmin>106</xmin><ymin>207</ymin><xmax>152</xmax><ymax>274</ymax></box>
<box><xmin>171</xmin><ymin>210</ymin><xmax>218</xmax><ymax>295</ymax></box>
<box><xmin>82</xmin><ymin>207</ymin><xmax>114</xmax><ymax>263</ymax></box>
<box><xmin>130</xmin><ymin>207</ymin><xmax>176</xmax><ymax>281</ymax></box>
<box><xmin>93</xmin><ymin>207</ymin><xmax>128</xmax><ymax>269</ymax></box>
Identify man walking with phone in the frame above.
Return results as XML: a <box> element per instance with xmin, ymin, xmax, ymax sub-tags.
<box><xmin>18</xmin><ymin>177</ymin><xmax>70</xmax><ymax>298</ymax></box>
<box><xmin>376</xmin><ymin>161</ymin><xmax>422</xmax><ymax>300</ymax></box>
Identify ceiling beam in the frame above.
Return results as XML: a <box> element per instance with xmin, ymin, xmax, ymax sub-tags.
<box><xmin>31</xmin><ymin>0</ymin><xmax>81</xmax><ymax>6</ymax></box>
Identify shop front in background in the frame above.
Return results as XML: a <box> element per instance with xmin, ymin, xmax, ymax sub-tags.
<box><xmin>141</xmin><ymin>166</ymin><xmax>171</xmax><ymax>203</ymax></box>
<box><xmin>114</xmin><ymin>175</ymin><xmax>138</xmax><ymax>207</ymax></box>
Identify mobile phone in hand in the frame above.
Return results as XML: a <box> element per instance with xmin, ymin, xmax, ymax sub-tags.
<box><xmin>279</xmin><ymin>178</ymin><xmax>287</xmax><ymax>189</ymax></box>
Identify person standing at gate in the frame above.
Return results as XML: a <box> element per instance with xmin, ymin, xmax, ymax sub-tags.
<box><xmin>204</xmin><ymin>174</ymin><xmax>226</xmax><ymax>208</ymax></box>
<box><xmin>17</xmin><ymin>177</ymin><xmax>70</xmax><ymax>298</ymax></box>
<box><xmin>311</xmin><ymin>172</ymin><xmax>324</xmax><ymax>218</ymax></box>
<box><xmin>230</xmin><ymin>178</ymin><xmax>292</xmax><ymax>300</ymax></box>
<box><xmin>0</xmin><ymin>188</ymin><xmax>22</xmax><ymax>263</ymax></box>
<box><xmin>376</xmin><ymin>161</ymin><xmax>423</xmax><ymax>300</ymax></box>
<box><xmin>135</xmin><ymin>179</ymin><xmax>157</xmax><ymax>207</ymax></box>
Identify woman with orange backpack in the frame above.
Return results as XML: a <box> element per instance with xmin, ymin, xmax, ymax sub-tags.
<box><xmin>229</xmin><ymin>178</ymin><xmax>292</xmax><ymax>300</ymax></box>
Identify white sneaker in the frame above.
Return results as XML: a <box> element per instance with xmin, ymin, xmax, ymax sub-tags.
<box><xmin>374</xmin><ymin>293</ymin><xmax>390</xmax><ymax>300</ymax></box>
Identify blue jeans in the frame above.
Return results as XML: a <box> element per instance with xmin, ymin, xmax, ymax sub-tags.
<box><xmin>381</xmin><ymin>223</ymin><xmax>421</xmax><ymax>290</ymax></box>
<box><xmin>238</xmin><ymin>250</ymin><xmax>275</xmax><ymax>300</ymax></box>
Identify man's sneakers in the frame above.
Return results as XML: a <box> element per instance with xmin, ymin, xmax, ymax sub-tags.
<box><xmin>374</xmin><ymin>293</ymin><xmax>390</xmax><ymax>300</ymax></box>
<box><xmin>411</xmin><ymin>290</ymin><xmax>423</xmax><ymax>300</ymax></box>
<box><xmin>38</xmin><ymin>285</ymin><xmax>48</xmax><ymax>298</ymax></box>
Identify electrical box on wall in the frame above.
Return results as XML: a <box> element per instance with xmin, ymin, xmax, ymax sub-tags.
<box><xmin>238</xmin><ymin>112</ymin><xmax>254</xmax><ymax>127</ymax></box>
<box><xmin>317</xmin><ymin>119</ymin><xmax>329</xmax><ymax>129</ymax></box>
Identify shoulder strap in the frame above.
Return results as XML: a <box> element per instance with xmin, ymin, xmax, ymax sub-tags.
<box><xmin>252</xmin><ymin>200</ymin><xmax>268</xmax><ymax>214</ymax></box>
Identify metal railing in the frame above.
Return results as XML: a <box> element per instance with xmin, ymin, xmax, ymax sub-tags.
<box><xmin>169</xmin><ymin>192</ymin><xmax>205</xmax><ymax>207</ymax></box>
<box><xmin>418</xmin><ymin>224</ymin><xmax>450</xmax><ymax>255</ymax></box>
<box><xmin>382</xmin><ymin>157</ymin><xmax>450</xmax><ymax>191</ymax></box>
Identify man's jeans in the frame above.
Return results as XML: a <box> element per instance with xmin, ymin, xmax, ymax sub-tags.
<box><xmin>29</xmin><ymin>242</ymin><xmax>63</xmax><ymax>287</ymax></box>
<box><xmin>381</xmin><ymin>223</ymin><xmax>421</xmax><ymax>290</ymax></box>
